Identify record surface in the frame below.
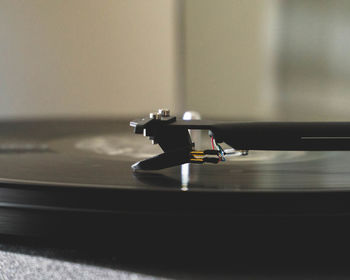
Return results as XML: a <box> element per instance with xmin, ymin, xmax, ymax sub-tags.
<box><xmin>1</xmin><ymin>119</ymin><xmax>349</xmax><ymax>191</ymax></box>
<box><xmin>1</xmin><ymin>119</ymin><xmax>350</xmax><ymax>238</ymax></box>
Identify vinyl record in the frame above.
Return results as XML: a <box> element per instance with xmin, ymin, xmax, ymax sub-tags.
<box><xmin>1</xmin><ymin>119</ymin><xmax>350</xmax><ymax>238</ymax></box>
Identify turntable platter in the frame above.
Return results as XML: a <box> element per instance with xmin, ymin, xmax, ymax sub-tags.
<box><xmin>1</xmin><ymin>119</ymin><xmax>350</xmax><ymax>239</ymax></box>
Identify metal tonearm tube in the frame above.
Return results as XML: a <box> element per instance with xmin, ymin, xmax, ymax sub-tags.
<box><xmin>130</xmin><ymin>109</ymin><xmax>350</xmax><ymax>170</ymax></box>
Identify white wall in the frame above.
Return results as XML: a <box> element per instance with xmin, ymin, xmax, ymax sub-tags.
<box><xmin>278</xmin><ymin>0</ymin><xmax>350</xmax><ymax>121</ymax></box>
<box><xmin>185</xmin><ymin>0</ymin><xmax>278</xmax><ymax>120</ymax></box>
<box><xmin>0</xmin><ymin>0</ymin><xmax>179</xmax><ymax>119</ymax></box>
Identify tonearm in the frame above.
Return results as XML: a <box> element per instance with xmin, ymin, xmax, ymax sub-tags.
<box><xmin>130</xmin><ymin>109</ymin><xmax>350</xmax><ymax>170</ymax></box>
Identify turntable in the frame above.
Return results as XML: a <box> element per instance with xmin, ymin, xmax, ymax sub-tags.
<box><xmin>1</xmin><ymin>112</ymin><xmax>350</xmax><ymax>242</ymax></box>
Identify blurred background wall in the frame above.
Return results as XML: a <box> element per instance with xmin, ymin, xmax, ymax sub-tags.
<box><xmin>185</xmin><ymin>0</ymin><xmax>350</xmax><ymax>121</ymax></box>
<box><xmin>184</xmin><ymin>0</ymin><xmax>279</xmax><ymax>120</ymax></box>
<box><xmin>278</xmin><ymin>0</ymin><xmax>350</xmax><ymax>121</ymax></box>
<box><xmin>0</xmin><ymin>0</ymin><xmax>181</xmax><ymax>119</ymax></box>
<box><xmin>1</xmin><ymin>0</ymin><xmax>350</xmax><ymax>121</ymax></box>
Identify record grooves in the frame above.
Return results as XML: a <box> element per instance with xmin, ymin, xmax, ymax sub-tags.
<box><xmin>1</xmin><ymin>119</ymin><xmax>350</xmax><ymax>239</ymax></box>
